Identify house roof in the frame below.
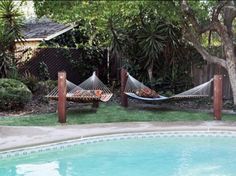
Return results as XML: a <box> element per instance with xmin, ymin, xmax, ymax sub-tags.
<box><xmin>21</xmin><ymin>17</ymin><xmax>74</xmax><ymax>42</ymax></box>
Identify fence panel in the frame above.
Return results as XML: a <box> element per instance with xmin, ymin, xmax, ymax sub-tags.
<box><xmin>192</xmin><ymin>63</ymin><xmax>232</xmax><ymax>100</ymax></box>
<box><xmin>19</xmin><ymin>48</ymin><xmax>107</xmax><ymax>84</ymax></box>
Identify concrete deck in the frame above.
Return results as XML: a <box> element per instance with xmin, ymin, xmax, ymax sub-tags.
<box><xmin>1</xmin><ymin>121</ymin><xmax>236</xmax><ymax>151</ymax></box>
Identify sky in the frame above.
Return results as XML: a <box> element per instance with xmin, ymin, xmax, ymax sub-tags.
<box><xmin>15</xmin><ymin>1</ymin><xmax>36</xmax><ymax>20</ymax></box>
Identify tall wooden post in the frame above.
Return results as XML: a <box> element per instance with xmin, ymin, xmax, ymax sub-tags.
<box><xmin>58</xmin><ymin>71</ymin><xmax>67</xmax><ymax>123</ymax></box>
<box><xmin>213</xmin><ymin>75</ymin><xmax>222</xmax><ymax>120</ymax></box>
<box><xmin>92</xmin><ymin>71</ymin><xmax>99</xmax><ymax>108</ymax></box>
<box><xmin>120</xmin><ymin>68</ymin><xmax>128</xmax><ymax>107</ymax></box>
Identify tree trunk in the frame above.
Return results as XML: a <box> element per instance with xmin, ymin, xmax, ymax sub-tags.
<box><xmin>226</xmin><ymin>60</ymin><xmax>236</xmax><ymax>110</ymax></box>
<box><xmin>221</xmin><ymin>34</ymin><xmax>236</xmax><ymax>110</ymax></box>
<box><xmin>147</xmin><ymin>61</ymin><xmax>153</xmax><ymax>83</ymax></box>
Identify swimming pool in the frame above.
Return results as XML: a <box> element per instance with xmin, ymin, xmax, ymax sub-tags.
<box><xmin>1</xmin><ymin>131</ymin><xmax>236</xmax><ymax>176</ymax></box>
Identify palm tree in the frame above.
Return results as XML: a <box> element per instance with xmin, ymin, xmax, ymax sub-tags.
<box><xmin>0</xmin><ymin>0</ymin><xmax>23</xmax><ymax>78</ymax></box>
<box><xmin>136</xmin><ymin>23</ymin><xmax>167</xmax><ymax>82</ymax></box>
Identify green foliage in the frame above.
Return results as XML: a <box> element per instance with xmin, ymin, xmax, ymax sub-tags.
<box><xmin>118</xmin><ymin>21</ymin><xmax>195</xmax><ymax>94</ymax></box>
<box><xmin>137</xmin><ymin>23</ymin><xmax>166</xmax><ymax>69</ymax></box>
<box><xmin>42</xmin><ymin>80</ymin><xmax>57</xmax><ymax>93</ymax></box>
<box><xmin>0</xmin><ymin>47</ymin><xmax>14</xmax><ymax>78</ymax></box>
<box><xmin>0</xmin><ymin>0</ymin><xmax>24</xmax><ymax>78</ymax></box>
<box><xmin>39</xmin><ymin>61</ymin><xmax>50</xmax><ymax>81</ymax></box>
<box><xmin>64</xmin><ymin>46</ymin><xmax>105</xmax><ymax>81</ymax></box>
<box><xmin>34</xmin><ymin>1</ymin><xmax>179</xmax><ymax>48</ymax></box>
<box><xmin>34</xmin><ymin>80</ymin><xmax>57</xmax><ymax>104</ymax></box>
<box><xmin>39</xmin><ymin>25</ymin><xmax>89</xmax><ymax>48</ymax></box>
<box><xmin>0</xmin><ymin>78</ymin><xmax>32</xmax><ymax>110</ymax></box>
<box><xmin>21</xmin><ymin>71</ymin><xmax>39</xmax><ymax>93</ymax></box>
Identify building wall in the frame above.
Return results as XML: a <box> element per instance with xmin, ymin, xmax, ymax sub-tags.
<box><xmin>16</xmin><ymin>41</ymin><xmax>40</xmax><ymax>49</ymax></box>
<box><xmin>15</xmin><ymin>41</ymin><xmax>41</xmax><ymax>61</ymax></box>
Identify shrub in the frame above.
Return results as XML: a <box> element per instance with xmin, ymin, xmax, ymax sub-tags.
<box><xmin>39</xmin><ymin>61</ymin><xmax>50</xmax><ymax>80</ymax></box>
<box><xmin>0</xmin><ymin>79</ymin><xmax>32</xmax><ymax>110</ymax></box>
<box><xmin>21</xmin><ymin>71</ymin><xmax>39</xmax><ymax>93</ymax></box>
<box><xmin>34</xmin><ymin>80</ymin><xmax>57</xmax><ymax>104</ymax></box>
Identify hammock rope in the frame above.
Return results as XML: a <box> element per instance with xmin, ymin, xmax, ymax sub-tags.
<box><xmin>46</xmin><ymin>80</ymin><xmax>93</xmax><ymax>102</ymax></box>
<box><xmin>125</xmin><ymin>73</ymin><xmax>150</xmax><ymax>93</ymax></box>
<box><xmin>172</xmin><ymin>78</ymin><xmax>213</xmax><ymax>98</ymax></box>
<box><xmin>46</xmin><ymin>80</ymin><xmax>81</xmax><ymax>97</ymax></box>
<box><xmin>75</xmin><ymin>72</ymin><xmax>113</xmax><ymax>102</ymax></box>
<box><xmin>124</xmin><ymin>73</ymin><xmax>213</xmax><ymax>101</ymax></box>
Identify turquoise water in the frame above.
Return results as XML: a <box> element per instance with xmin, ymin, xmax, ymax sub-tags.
<box><xmin>1</xmin><ymin>135</ymin><xmax>236</xmax><ymax>176</ymax></box>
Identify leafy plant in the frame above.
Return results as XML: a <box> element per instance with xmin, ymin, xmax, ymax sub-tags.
<box><xmin>39</xmin><ymin>61</ymin><xmax>50</xmax><ymax>80</ymax></box>
<box><xmin>21</xmin><ymin>71</ymin><xmax>39</xmax><ymax>93</ymax></box>
<box><xmin>0</xmin><ymin>78</ymin><xmax>32</xmax><ymax>110</ymax></box>
<box><xmin>0</xmin><ymin>0</ymin><xmax>24</xmax><ymax>78</ymax></box>
<box><xmin>136</xmin><ymin>23</ymin><xmax>167</xmax><ymax>82</ymax></box>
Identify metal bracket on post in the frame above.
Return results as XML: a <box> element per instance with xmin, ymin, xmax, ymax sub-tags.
<box><xmin>58</xmin><ymin>71</ymin><xmax>67</xmax><ymax>123</ymax></box>
<box><xmin>120</xmin><ymin>68</ymin><xmax>128</xmax><ymax>107</ymax></box>
<box><xmin>213</xmin><ymin>75</ymin><xmax>222</xmax><ymax>120</ymax></box>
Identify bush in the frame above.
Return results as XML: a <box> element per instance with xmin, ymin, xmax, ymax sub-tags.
<box><xmin>21</xmin><ymin>71</ymin><xmax>39</xmax><ymax>93</ymax></box>
<box><xmin>33</xmin><ymin>80</ymin><xmax>57</xmax><ymax>104</ymax></box>
<box><xmin>0</xmin><ymin>79</ymin><xmax>32</xmax><ymax>110</ymax></box>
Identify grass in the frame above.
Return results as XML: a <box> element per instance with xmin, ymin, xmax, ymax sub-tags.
<box><xmin>0</xmin><ymin>104</ymin><xmax>235</xmax><ymax>126</ymax></box>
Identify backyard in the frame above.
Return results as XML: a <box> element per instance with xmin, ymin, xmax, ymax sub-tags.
<box><xmin>1</xmin><ymin>1</ymin><xmax>236</xmax><ymax>176</ymax></box>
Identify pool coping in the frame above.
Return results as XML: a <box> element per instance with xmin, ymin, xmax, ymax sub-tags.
<box><xmin>1</xmin><ymin>121</ymin><xmax>236</xmax><ymax>152</ymax></box>
<box><xmin>1</xmin><ymin>130</ymin><xmax>236</xmax><ymax>160</ymax></box>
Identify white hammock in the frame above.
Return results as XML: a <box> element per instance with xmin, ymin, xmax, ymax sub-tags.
<box><xmin>46</xmin><ymin>72</ymin><xmax>113</xmax><ymax>102</ymax></box>
<box><xmin>46</xmin><ymin>80</ymin><xmax>96</xmax><ymax>102</ymax></box>
<box><xmin>70</xmin><ymin>72</ymin><xmax>113</xmax><ymax>102</ymax></box>
<box><xmin>46</xmin><ymin>80</ymin><xmax>82</xmax><ymax>98</ymax></box>
<box><xmin>124</xmin><ymin>73</ymin><xmax>213</xmax><ymax>101</ymax></box>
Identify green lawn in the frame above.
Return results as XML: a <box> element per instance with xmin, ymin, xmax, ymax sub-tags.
<box><xmin>0</xmin><ymin>104</ymin><xmax>235</xmax><ymax>126</ymax></box>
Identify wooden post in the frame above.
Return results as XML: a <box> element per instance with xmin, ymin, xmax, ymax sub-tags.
<box><xmin>213</xmin><ymin>75</ymin><xmax>222</xmax><ymax>120</ymax></box>
<box><xmin>120</xmin><ymin>68</ymin><xmax>128</xmax><ymax>107</ymax></box>
<box><xmin>92</xmin><ymin>71</ymin><xmax>99</xmax><ymax>108</ymax></box>
<box><xmin>58</xmin><ymin>72</ymin><xmax>67</xmax><ymax>123</ymax></box>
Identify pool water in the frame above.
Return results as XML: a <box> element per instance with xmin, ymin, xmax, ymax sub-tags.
<box><xmin>1</xmin><ymin>133</ymin><xmax>236</xmax><ymax>176</ymax></box>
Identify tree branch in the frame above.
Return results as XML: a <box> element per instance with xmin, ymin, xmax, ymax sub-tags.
<box><xmin>180</xmin><ymin>0</ymin><xmax>216</xmax><ymax>35</ymax></box>
<box><xmin>183</xmin><ymin>27</ymin><xmax>226</xmax><ymax>68</ymax></box>
<box><xmin>180</xmin><ymin>0</ymin><xmax>201</xmax><ymax>33</ymax></box>
<box><xmin>212</xmin><ymin>0</ymin><xmax>227</xmax><ymax>20</ymax></box>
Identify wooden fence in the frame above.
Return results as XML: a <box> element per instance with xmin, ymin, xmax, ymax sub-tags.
<box><xmin>19</xmin><ymin>48</ymin><xmax>107</xmax><ymax>84</ymax></box>
<box><xmin>192</xmin><ymin>63</ymin><xmax>232</xmax><ymax>100</ymax></box>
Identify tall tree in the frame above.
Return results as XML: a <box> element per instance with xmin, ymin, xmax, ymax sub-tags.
<box><xmin>180</xmin><ymin>0</ymin><xmax>236</xmax><ymax>109</ymax></box>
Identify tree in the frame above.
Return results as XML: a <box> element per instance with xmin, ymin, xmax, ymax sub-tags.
<box><xmin>180</xmin><ymin>0</ymin><xmax>236</xmax><ymax>109</ymax></box>
<box><xmin>0</xmin><ymin>0</ymin><xmax>23</xmax><ymax>78</ymax></box>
